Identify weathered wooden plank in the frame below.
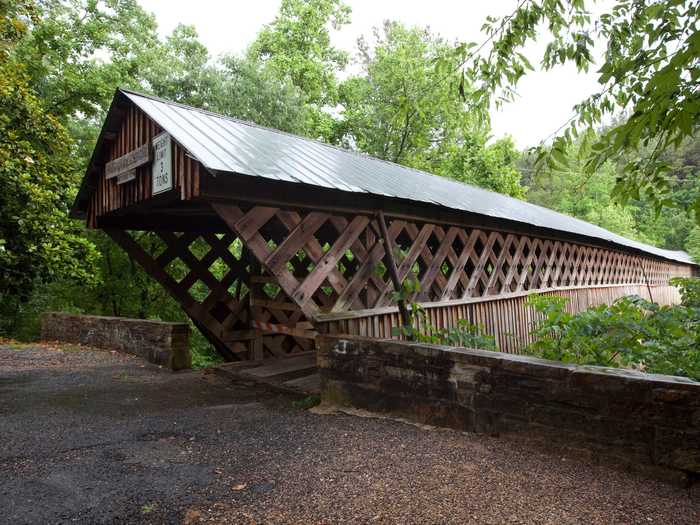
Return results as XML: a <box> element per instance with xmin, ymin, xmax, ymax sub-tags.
<box><xmin>266</xmin><ymin>211</ymin><xmax>329</xmax><ymax>271</ymax></box>
<box><xmin>378</xmin><ymin>211</ymin><xmax>411</xmax><ymax>328</ymax></box>
<box><xmin>291</xmin><ymin>215</ymin><xmax>370</xmax><ymax>306</ymax></box>
<box><xmin>275</xmin><ymin>210</ymin><xmax>349</xmax><ymax>298</ymax></box>
<box><xmin>374</xmin><ymin>222</ymin><xmax>433</xmax><ymax>306</ymax></box>
<box><xmin>105</xmin><ymin>143</ymin><xmax>151</xmax><ymax>180</ymax></box>
<box><xmin>465</xmin><ymin>231</ymin><xmax>497</xmax><ymax>297</ymax></box>
<box><xmin>331</xmin><ymin>220</ymin><xmax>404</xmax><ymax>312</ymax></box>
<box><xmin>212</xmin><ymin>202</ymin><xmax>310</xmax><ymax>316</ymax></box>
<box><xmin>418</xmin><ymin>226</ymin><xmax>458</xmax><ymax>301</ymax></box>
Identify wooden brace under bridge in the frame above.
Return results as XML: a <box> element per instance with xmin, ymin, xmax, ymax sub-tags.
<box><xmin>71</xmin><ymin>89</ymin><xmax>697</xmax><ymax>361</ymax></box>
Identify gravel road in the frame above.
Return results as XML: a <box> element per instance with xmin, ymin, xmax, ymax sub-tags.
<box><xmin>1</xmin><ymin>343</ymin><xmax>697</xmax><ymax>524</ymax></box>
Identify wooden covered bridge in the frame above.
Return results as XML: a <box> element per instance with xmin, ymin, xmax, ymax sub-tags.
<box><xmin>71</xmin><ymin>88</ymin><xmax>696</xmax><ymax>361</ymax></box>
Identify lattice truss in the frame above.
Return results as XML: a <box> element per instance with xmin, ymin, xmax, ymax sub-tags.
<box><xmin>106</xmin><ymin>203</ymin><xmax>689</xmax><ymax>360</ymax></box>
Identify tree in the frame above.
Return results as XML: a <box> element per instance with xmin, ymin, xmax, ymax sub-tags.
<box><xmin>461</xmin><ymin>0</ymin><xmax>700</xmax><ymax>217</ymax></box>
<box><xmin>13</xmin><ymin>0</ymin><xmax>158</xmax><ymax>120</ymax></box>
<box><xmin>140</xmin><ymin>24</ymin><xmax>221</xmax><ymax>109</ymax></box>
<box><xmin>10</xmin><ymin>0</ymin><xmax>161</xmax><ymax>162</ymax></box>
<box><xmin>0</xmin><ymin>1</ymin><xmax>97</xmax><ymax>333</ymax></box>
<box><xmin>337</xmin><ymin>22</ymin><xmax>525</xmax><ymax>197</ymax></box>
<box><xmin>687</xmin><ymin>227</ymin><xmax>700</xmax><ymax>262</ymax></box>
<box><xmin>248</xmin><ymin>0</ymin><xmax>351</xmax><ymax>139</ymax></box>
<box><xmin>525</xmin><ymin>144</ymin><xmax>642</xmax><ymax>241</ymax></box>
<box><xmin>215</xmin><ymin>55</ymin><xmax>309</xmax><ymax>135</ymax></box>
<box><xmin>525</xmin><ymin>131</ymin><xmax>700</xmax><ymax>255</ymax></box>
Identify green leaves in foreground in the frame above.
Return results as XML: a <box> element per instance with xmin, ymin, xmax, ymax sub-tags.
<box><xmin>0</xmin><ymin>61</ymin><xmax>97</xmax><ymax>320</ymax></box>
<box><xmin>525</xmin><ymin>280</ymin><xmax>700</xmax><ymax>381</ymax></box>
<box><xmin>462</xmin><ymin>0</ymin><xmax>700</xmax><ymax>220</ymax></box>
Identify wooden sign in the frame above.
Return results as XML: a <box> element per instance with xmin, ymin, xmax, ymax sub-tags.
<box><xmin>105</xmin><ymin>143</ymin><xmax>151</xmax><ymax>180</ymax></box>
<box><xmin>152</xmin><ymin>132</ymin><xmax>173</xmax><ymax>195</ymax></box>
<box><xmin>116</xmin><ymin>170</ymin><xmax>136</xmax><ymax>185</ymax></box>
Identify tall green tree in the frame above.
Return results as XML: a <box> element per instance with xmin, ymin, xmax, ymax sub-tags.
<box><xmin>140</xmin><ymin>23</ymin><xmax>221</xmax><ymax>109</ymax></box>
<box><xmin>248</xmin><ymin>0</ymin><xmax>351</xmax><ymax>139</ymax></box>
<box><xmin>215</xmin><ymin>55</ymin><xmax>308</xmax><ymax>135</ymax></box>
<box><xmin>13</xmin><ymin>0</ymin><xmax>158</xmax><ymax>119</ymax></box>
<box><xmin>337</xmin><ymin>22</ymin><xmax>525</xmax><ymax>197</ymax></box>
<box><xmin>0</xmin><ymin>0</ymin><xmax>97</xmax><ymax>333</ymax></box>
<box><xmin>460</xmin><ymin>0</ymin><xmax>700</xmax><ymax>217</ymax></box>
<box><xmin>525</xmin><ymin>133</ymin><xmax>700</xmax><ymax>255</ymax></box>
<box><xmin>525</xmin><ymin>146</ymin><xmax>642</xmax><ymax>241</ymax></box>
<box><xmin>11</xmin><ymin>0</ymin><xmax>160</xmax><ymax>160</ymax></box>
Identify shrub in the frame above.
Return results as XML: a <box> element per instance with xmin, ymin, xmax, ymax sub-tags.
<box><xmin>670</xmin><ymin>276</ymin><xmax>700</xmax><ymax>308</ymax></box>
<box><xmin>525</xmin><ymin>293</ymin><xmax>700</xmax><ymax>381</ymax></box>
<box><xmin>392</xmin><ymin>305</ymin><xmax>497</xmax><ymax>351</ymax></box>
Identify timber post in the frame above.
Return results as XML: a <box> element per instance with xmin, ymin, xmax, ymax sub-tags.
<box><xmin>377</xmin><ymin>210</ymin><xmax>411</xmax><ymax>332</ymax></box>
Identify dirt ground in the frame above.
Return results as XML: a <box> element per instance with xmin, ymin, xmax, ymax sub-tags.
<box><xmin>1</xmin><ymin>343</ymin><xmax>698</xmax><ymax>525</ymax></box>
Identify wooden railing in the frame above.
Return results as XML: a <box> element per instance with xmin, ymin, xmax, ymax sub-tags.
<box><xmin>315</xmin><ymin>283</ymin><xmax>682</xmax><ymax>353</ymax></box>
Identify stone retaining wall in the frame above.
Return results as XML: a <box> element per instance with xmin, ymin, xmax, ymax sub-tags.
<box><xmin>41</xmin><ymin>312</ymin><xmax>191</xmax><ymax>370</ymax></box>
<box><xmin>318</xmin><ymin>335</ymin><xmax>700</xmax><ymax>483</ymax></box>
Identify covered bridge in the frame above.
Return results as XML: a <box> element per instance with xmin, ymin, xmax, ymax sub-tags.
<box><xmin>71</xmin><ymin>88</ymin><xmax>696</xmax><ymax>360</ymax></box>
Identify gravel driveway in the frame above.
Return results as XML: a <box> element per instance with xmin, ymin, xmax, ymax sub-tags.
<box><xmin>1</xmin><ymin>343</ymin><xmax>698</xmax><ymax>524</ymax></box>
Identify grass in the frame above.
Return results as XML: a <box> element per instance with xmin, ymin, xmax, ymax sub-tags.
<box><xmin>0</xmin><ymin>339</ymin><xmax>35</xmax><ymax>350</ymax></box>
<box><xmin>0</xmin><ymin>338</ymin><xmax>87</xmax><ymax>353</ymax></box>
<box><xmin>293</xmin><ymin>394</ymin><xmax>321</xmax><ymax>410</ymax></box>
<box><xmin>189</xmin><ymin>329</ymin><xmax>224</xmax><ymax>369</ymax></box>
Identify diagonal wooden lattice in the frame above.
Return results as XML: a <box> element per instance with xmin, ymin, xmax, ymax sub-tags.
<box><xmin>105</xmin><ymin>205</ymin><xmax>691</xmax><ymax>361</ymax></box>
<box><xmin>211</xmin><ymin>203</ymin><xmax>688</xmax><ymax>315</ymax></box>
<box><xmin>105</xmin><ymin>229</ymin><xmax>254</xmax><ymax>360</ymax></box>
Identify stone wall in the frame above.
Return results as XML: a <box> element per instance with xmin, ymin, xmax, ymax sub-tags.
<box><xmin>318</xmin><ymin>335</ymin><xmax>700</xmax><ymax>482</ymax></box>
<box><xmin>41</xmin><ymin>312</ymin><xmax>191</xmax><ymax>370</ymax></box>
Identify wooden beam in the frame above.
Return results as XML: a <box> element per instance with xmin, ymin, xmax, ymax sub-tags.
<box><xmin>377</xmin><ymin>211</ymin><xmax>410</xmax><ymax>329</ymax></box>
<box><xmin>104</xmin><ymin>228</ymin><xmax>239</xmax><ymax>361</ymax></box>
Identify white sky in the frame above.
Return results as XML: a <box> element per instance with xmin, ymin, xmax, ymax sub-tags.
<box><xmin>137</xmin><ymin>0</ymin><xmax>605</xmax><ymax>149</ymax></box>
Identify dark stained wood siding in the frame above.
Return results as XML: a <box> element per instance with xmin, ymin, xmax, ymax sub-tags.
<box><xmin>87</xmin><ymin>105</ymin><xmax>201</xmax><ymax>227</ymax></box>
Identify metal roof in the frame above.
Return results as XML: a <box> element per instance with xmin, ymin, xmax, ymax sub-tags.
<box><xmin>118</xmin><ymin>88</ymin><xmax>693</xmax><ymax>265</ymax></box>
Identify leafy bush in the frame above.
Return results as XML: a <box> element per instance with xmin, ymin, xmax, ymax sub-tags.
<box><xmin>670</xmin><ymin>276</ymin><xmax>700</xmax><ymax>308</ymax></box>
<box><xmin>525</xmin><ymin>293</ymin><xmax>700</xmax><ymax>381</ymax></box>
<box><xmin>189</xmin><ymin>324</ymin><xmax>223</xmax><ymax>369</ymax></box>
<box><xmin>392</xmin><ymin>304</ymin><xmax>497</xmax><ymax>351</ymax></box>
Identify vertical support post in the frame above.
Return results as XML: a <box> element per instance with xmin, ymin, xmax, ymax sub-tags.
<box><xmin>639</xmin><ymin>259</ymin><xmax>654</xmax><ymax>303</ymax></box>
<box><xmin>377</xmin><ymin>210</ymin><xmax>411</xmax><ymax>330</ymax></box>
<box><xmin>246</xmin><ymin>250</ymin><xmax>265</xmax><ymax>360</ymax></box>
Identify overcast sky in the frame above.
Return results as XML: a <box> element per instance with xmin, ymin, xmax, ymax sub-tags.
<box><xmin>138</xmin><ymin>0</ymin><xmax>605</xmax><ymax>149</ymax></box>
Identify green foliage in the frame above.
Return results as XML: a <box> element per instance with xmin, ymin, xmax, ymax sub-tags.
<box><xmin>411</xmin><ymin>317</ymin><xmax>497</xmax><ymax>351</ymax></box>
<box><xmin>392</xmin><ymin>302</ymin><xmax>497</xmax><ymax>351</ymax></box>
<box><xmin>140</xmin><ymin>23</ymin><xmax>220</xmax><ymax>109</ymax></box>
<box><xmin>250</xmin><ymin>0</ymin><xmax>350</xmax><ymax>103</ymax></box>
<box><xmin>215</xmin><ymin>56</ymin><xmax>308</xmax><ymax>135</ymax></box>
<box><xmin>463</xmin><ymin>0</ymin><xmax>700</xmax><ymax>220</ymax></box>
<box><xmin>189</xmin><ymin>326</ymin><xmax>223</xmax><ymax>369</ymax></box>
<box><xmin>292</xmin><ymin>394</ymin><xmax>321</xmax><ymax>409</ymax></box>
<box><xmin>248</xmin><ymin>0</ymin><xmax>351</xmax><ymax>139</ymax></box>
<box><xmin>686</xmin><ymin>227</ymin><xmax>700</xmax><ymax>264</ymax></box>
<box><xmin>525</xmin><ymin>294</ymin><xmax>700</xmax><ymax>381</ymax></box>
<box><xmin>525</xmin><ymin>132</ymin><xmax>700</xmax><ymax>251</ymax></box>
<box><xmin>0</xmin><ymin>46</ymin><xmax>98</xmax><ymax>333</ymax></box>
<box><xmin>337</xmin><ymin>22</ymin><xmax>525</xmax><ymax>198</ymax></box>
<box><xmin>670</xmin><ymin>277</ymin><xmax>700</xmax><ymax>308</ymax></box>
<box><xmin>12</xmin><ymin>0</ymin><xmax>159</xmax><ymax>137</ymax></box>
